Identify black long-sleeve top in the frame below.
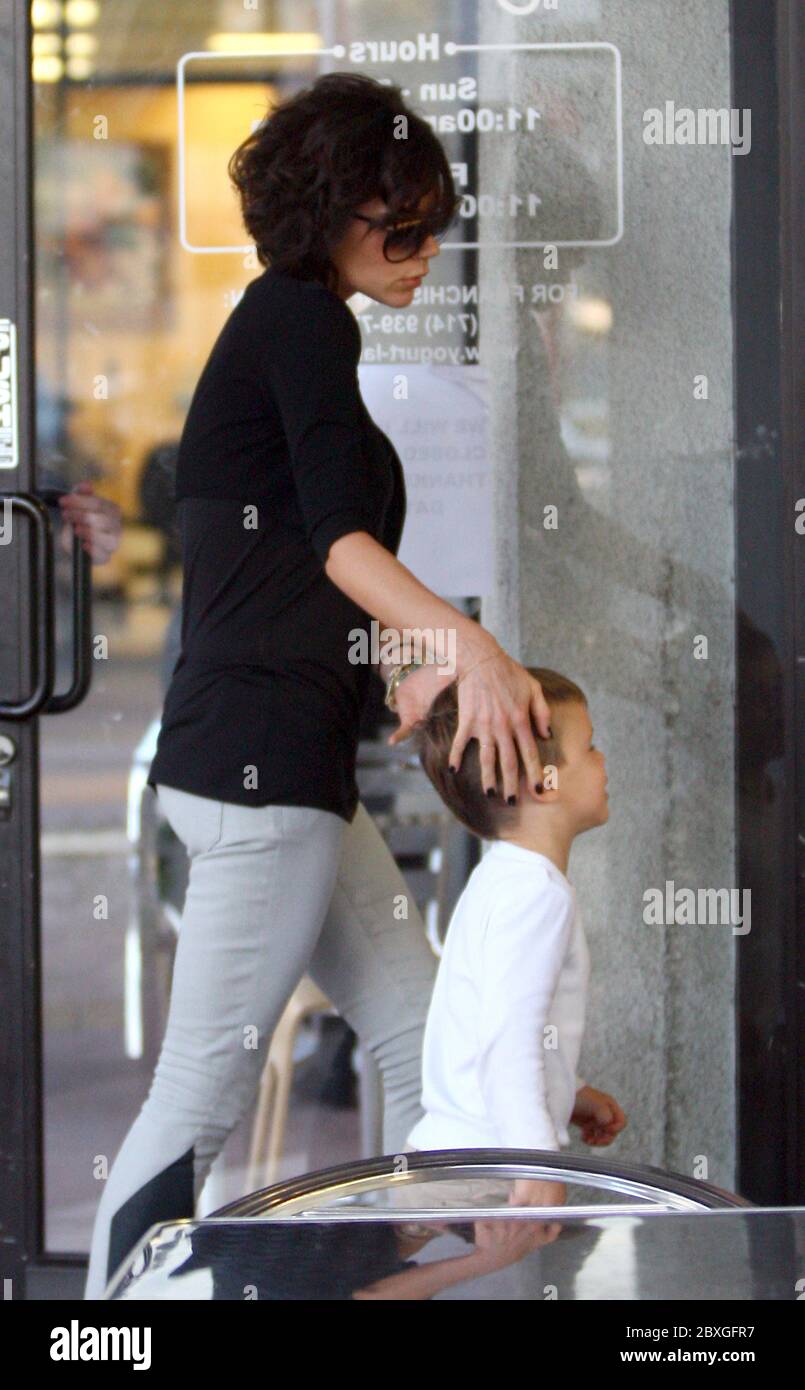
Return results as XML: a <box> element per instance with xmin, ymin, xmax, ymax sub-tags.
<box><xmin>147</xmin><ymin>265</ymin><xmax>406</xmax><ymax>823</ymax></box>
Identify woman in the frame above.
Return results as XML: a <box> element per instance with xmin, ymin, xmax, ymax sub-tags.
<box><xmin>84</xmin><ymin>72</ymin><xmax>550</xmax><ymax>1299</ymax></box>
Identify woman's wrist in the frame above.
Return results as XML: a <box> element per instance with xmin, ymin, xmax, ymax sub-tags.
<box><xmin>374</xmin><ymin>617</ymin><xmax>501</xmax><ymax>687</ymax></box>
<box><xmin>454</xmin><ymin>623</ymin><xmax>503</xmax><ymax>680</ymax></box>
<box><xmin>383</xmin><ymin>657</ymin><xmax>425</xmax><ymax>711</ymax></box>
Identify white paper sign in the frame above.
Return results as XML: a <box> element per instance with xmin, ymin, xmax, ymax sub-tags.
<box><xmin>358</xmin><ymin>363</ymin><xmax>493</xmax><ymax>598</ymax></box>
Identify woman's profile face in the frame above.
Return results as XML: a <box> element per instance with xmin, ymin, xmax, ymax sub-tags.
<box><xmin>330</xmin><ymin>191</ymin><xmax>442</xmax><ymax>305</ymax></box>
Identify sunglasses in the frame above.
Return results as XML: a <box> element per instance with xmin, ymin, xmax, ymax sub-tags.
<box><xmin>353</xmin><ymin>211</ymin><xmax>450</xmax><ymax>262</ymax></box>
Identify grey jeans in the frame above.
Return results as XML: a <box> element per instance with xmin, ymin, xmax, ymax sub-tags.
<box><xmin>84</xmin><ymin>785</ymin><xmax>438</xmax><ymax>1299</ymax></box>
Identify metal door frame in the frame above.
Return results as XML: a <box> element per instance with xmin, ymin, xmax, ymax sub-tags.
<box><xmin>0</xmin><ymin>0</ymin><xmax>55</xmax><ymax>1299</ymax></box>
<box><xmin>732</xmin><ymin>0</ymin><xmax>804</xmax><ymax>1204</ymax></box>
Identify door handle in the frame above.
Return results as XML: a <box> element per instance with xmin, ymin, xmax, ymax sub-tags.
<box><xmin>0</xmin><ymin>488</ymin><xmax>93</xmax><ymax>718</ymax></box>
<box><xmin>38</xmin><ymin>487</ymin><xmax>92</xmax><ymax>714</ymax></box>
<box><xmin>0</xmin><ymin>492</ymin><xmax>55</xmax><ymax>718</ymax></box>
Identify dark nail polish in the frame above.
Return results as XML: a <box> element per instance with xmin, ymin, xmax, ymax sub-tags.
<box><xmin>547</xmin><ymin>725</ymin><xmax>553</xmax><ymax>737</ymax></box>
<box><xmin>486</xmin><ymin>787</ymin><xmax>495</xmax><ymax>798</ymax></box>
<box><xmin>535</xmin><ymin>782</ymin><xmax>544</xmax><ymax>794</ymax></box>
<box><xmin>448</xmin><ymin>765</ymin><xmax>456</xmax><ymax>774</ymax></box>
<box><xmin>507</xmin><ymin>795</ymin><xmax>517</xmax><ymax>806</ymax></box>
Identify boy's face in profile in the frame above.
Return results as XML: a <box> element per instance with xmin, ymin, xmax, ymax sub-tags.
<box><xmin>541</xmin><ymin>701</ymin><xmax>609</xmax><ymax>833</ymax></box>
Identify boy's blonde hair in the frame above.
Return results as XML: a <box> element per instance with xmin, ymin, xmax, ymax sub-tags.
<box><xmin>412</xmin><ymin>665</ymin><xmax>588</xmax><ymax>841</ymax></box>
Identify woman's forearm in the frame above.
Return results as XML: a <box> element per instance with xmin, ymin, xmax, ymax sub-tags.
<box><xmin>325</xmin><ymin>531</ymin><xmax>498</xmax><ymax>677</ymax></box>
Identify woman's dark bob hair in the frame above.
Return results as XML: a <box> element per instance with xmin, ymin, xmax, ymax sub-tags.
<box><xmin>228</xmin><ymin>72</ymin><xmax>461</xmax><ymax>293</ymax></box>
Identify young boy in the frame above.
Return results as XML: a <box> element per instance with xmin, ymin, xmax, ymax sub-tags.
<box><xmin>400</xmin><ymin>667</ymin><xmax>626</xmax><ymax>1216</ymax></box>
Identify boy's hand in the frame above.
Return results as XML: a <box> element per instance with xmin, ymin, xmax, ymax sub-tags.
<box><xmin>570</xmin><ymin>1084</ymin><xmax>627</xmax><ymax>1146</ymax></box>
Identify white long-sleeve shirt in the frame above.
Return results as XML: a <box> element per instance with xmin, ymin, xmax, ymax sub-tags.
<box><xmin>406</xmin><ymin>838</ymin><xmax>590</xmax><ymax>1153</ymax></box>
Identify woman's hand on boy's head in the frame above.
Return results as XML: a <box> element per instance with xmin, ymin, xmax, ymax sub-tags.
<box><xmin>570</xmin><ymin>1085</ymin><xmax>627</xmax><ymax>1146</ymax></box>
<box><xmin>450</xmin><ymin>649</ymin><xmax>551</xmax><ymax>802</ymax></box>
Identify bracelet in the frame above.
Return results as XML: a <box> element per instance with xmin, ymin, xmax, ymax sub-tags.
<box><xmin>455</xmin><ymin>649</ymin><xmax>501</xmax><ymax>686</ymax></box>
<box><xmin>384</xmin><ymin>660</ymin><xmax>423</xmax><ymax>712</ymax></box>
